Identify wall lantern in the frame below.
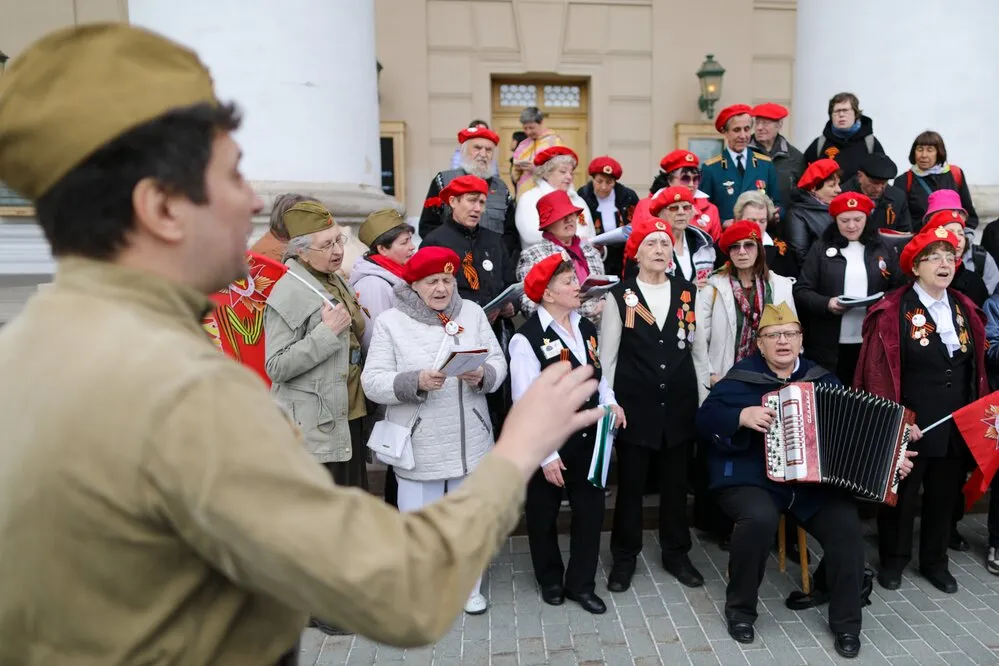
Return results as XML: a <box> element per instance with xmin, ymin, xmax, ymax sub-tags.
<box><xmin>696</xmin><ymin>54</ymin><xmax>725</xmax><ymax>120</ymax></box>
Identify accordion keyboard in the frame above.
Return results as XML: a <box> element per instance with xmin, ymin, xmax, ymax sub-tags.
<box><xmin>764</xmin><ymin>394</ymin><xmax>786</xmax><ymax>478</ymax></box>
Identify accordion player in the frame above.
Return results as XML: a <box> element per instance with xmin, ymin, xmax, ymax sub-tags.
<box><xmin>763</xmin><ymin>382</ymin><xmax>916</xmax><ymax>506</ymax></box>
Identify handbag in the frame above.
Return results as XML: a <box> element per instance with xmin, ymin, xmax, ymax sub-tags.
<box><xmin>366</xmin><ymin>325</ymin><xmax>454</xmax><ymax>471</ymax></box>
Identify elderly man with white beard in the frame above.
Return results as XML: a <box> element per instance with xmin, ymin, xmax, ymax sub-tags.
<box><xmin>420</xmin><ymin>126</ymin><xmax>519</xmax><ymax>258</ymax></box>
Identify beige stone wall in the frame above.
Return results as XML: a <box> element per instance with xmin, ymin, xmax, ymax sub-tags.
<box><xmin>0</xmin><ymin>0</ymin><xmax>127</xmax><ymax>57</ymax></box>
<box><xmin>375</xmin><ymin>0</ymin><xmax>797</xmax><ymax>213</ymax></box>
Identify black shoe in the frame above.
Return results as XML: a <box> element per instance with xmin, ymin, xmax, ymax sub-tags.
<box><xmin>540</xmin><ymin>584</ymin><xmax>564</xmax><ymax>606</ymax></box>
<box><xmin>565</xmin><ymin>590</ymin><xmax>607</xmax><ymax>614</ymax></box>
<box><xmin>834</xmin><ymin>632</ymin><xmax>861</xmax><ymax>658</ymax></box>
<box><xmin>877</xmin><ymin>569</ymin><xmax>902</xmax><ymax>590</ymax></box>
<box><xmin>663</xmin><ymin>556</ymin><xmax>704</xmax><ymax>588</ymax></box>
<box><xmin>607</xmin><ymin>563</ymin><xmax>634</xmax><ymax>593</ymax></box>
<box><xmin>920</xmin><ymin>568</ymin><xmax>958</xmax><ymax>594</ymax></box>
<box><xmin>785</xmin><ymin>589</ymin><xmax>830</xmax><ymax>610</ymax></box>
<box><xmin>727</xmin><ymin>620</ymin><xmax>754</xmax><ymax>644</ymax></box>
<box><xmin>309</xmin><ymin>617</ymin><xmax>351</xmax><ymax>636</ymax></box>
<box><xmin>949</xmin><ymin>531</ymin><xmax>970</xmax><ymax>551</ymax></box>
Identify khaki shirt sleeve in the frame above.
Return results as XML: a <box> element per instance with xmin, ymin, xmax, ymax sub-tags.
<box><xmin>141</xmin><ymin>364</ymin><xmax>524</xmax><ymax>647</ymax></box>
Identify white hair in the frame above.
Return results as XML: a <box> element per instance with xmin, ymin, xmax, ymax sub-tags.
<box><xmin>284</xmin><ymin>232</ymin><xmax>318</xmax><ymax>262</ymax></box>
<box><xmin>533</xmin><ymin>154</ymin><xmax>577</xmax><ymax>185</ymax></box>
<box><xmin>459</xmin><ymin>141</ymin><xmax>496</xmax><ymax>179</ymax></box>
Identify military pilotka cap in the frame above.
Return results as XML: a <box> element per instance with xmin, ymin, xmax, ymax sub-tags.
<box><xmin>359</xmin><ymin>209</ymin><xmax>407</xmax><ymax>247</ymax></box>
<box><xmin>758</xmin><ymin>302</ymin><xmax>800</xmax><ymax>330</ymax></box>
<box><xmin>0</xmin><ymin>23</ymin><xmax>217</xmax><ymax>201</ymax></box>
<box><xmin>283</xmin><ymin>201</ymin><xmax>335</xmax><ymax>239</ymax></box>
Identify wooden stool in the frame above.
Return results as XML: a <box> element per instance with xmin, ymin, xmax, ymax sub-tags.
<box><xmin>778</xmin><ymin>515</ymin><xmax>811</xmax><ymax>593</ymax></box>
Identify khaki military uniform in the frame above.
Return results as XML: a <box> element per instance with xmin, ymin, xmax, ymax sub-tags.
<box><xmin>0</xmin><ymin>258</ymin><xmax>525</xmax><ymax>665</ymax></box>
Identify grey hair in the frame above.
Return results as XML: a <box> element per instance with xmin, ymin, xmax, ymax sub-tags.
<box><xmin>733</xmin><ymin>190</ymin><xmax>776</xmax><ymax>220</ymax></box>
<box><xmin>534</xmin><ymin>154</ymin><xmax>577</xmax><ymax>185</ymax></box>
<box><xmin>519</xmin><ymin>106</ymin><xmax>544</xmax><ymax>125</ymax></box>
<box><xmin>269</xmin><ymin>193</ymin><xmax>320</xmax><ymax>241</ymax></box>
<box><xmin>284</xmin><ymin>232</ymin><xmax>318</xmax><ymax>262</ymax></box>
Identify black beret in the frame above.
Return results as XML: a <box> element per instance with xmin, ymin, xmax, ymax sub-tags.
<box><xmin>859</xmin><ymin>153</ymin><xmax>898</xmax><ymax>180</ymax></box>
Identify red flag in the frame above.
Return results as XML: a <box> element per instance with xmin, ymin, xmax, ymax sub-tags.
<box><xmin>952</xmin><ymin>391</ymin><xmax>999</xmax><ymax>510</ymax></box>
<box><xmin>202</xmin><ymin>252</ymin><xmax>288</xmax><ymax>387</ymax></box>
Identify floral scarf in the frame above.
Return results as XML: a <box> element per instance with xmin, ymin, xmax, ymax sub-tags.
<box><xmin>730</xmin><ymin>273</ymin><xmax>766</xmax><ymax>362</ymax></box>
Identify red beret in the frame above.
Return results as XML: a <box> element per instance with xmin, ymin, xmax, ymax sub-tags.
<box><xmin>715</xmin><ymin>104</ymin><xmax>753</xmax><ymax>133</ymax></box>
<box><xmin>751</xmin><ymin>103</ymin><xmax>789</xmax><ymax>121</ymax></box>
<box><xmin>797</xmin><ymin>158</ymin><xmax>840</xmax><ymax>191</ymax></box>
<box><xmin>524</xmin><ymin>251</ymin><xmax>571</xmax><ymax>303</ymax></box>
<box><xmin>534</xmin><ymin>145</ymin><xmax>579</xmax><ymax>167</ymax></box>
<box><xmin>828</xmin><ymin>192</ymin><xmax>875</xmax><ymax>218</ymax></box>
<box><xmin>536</xmin><ymin>189</ymin><xmax>583</xmax><ymax>230</ymax></box>
<box><xmin>587</xmin><ymin>156</ymin><xmax>622</xmax><ymax>179</ymax></box>
<box><xmin>649</xmin><ymin>186</ymin><xmax>695</xmax><ymax>216</ymax></box>
<box><xmin>625</xmin><ymin>209</ymin><xmax>674</xmax><ymax>261</ymax></box>
<box><xmin>900</xmin><ymin>227</ymin><xmax>961</xmax><ymax>275</ymax></box>
<box><xmin>404</xmin><ymin>246</ymin><xmax>461</xmax><ymax>284</ymax></box>
<box><xmin>457</xmin><ymin>126</ymin><xmax>500</xmax><ymax>145</ymax></box>
<box><xmin>439</xmin><ymin>174</ymin><xmax>488</xmax><ymax>204</ymax></box>
<box><xmin>922</xmin><ymin>209</ymin><xmax>967</xmax><ymax>234</ymax></box>
<box><xmin>719</xmin><ymin>220</ymin><xmax>763</xmax><ymax>254</ymax></box>
<box><xmin>659</xmin><ymin>149</ymin><xmax>700</xmax><ymax>174</ymax></box>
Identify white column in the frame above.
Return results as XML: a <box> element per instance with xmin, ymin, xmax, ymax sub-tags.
<box><xmin>793</xmin><ymin>0</ymin><xmax>999</xmax><ymax>214</ymax></box>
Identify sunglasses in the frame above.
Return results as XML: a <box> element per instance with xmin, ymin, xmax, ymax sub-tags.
<box><xmin>729</xmin><ymin>241</ymin><xmax>758</xmax><ymax>253</ymax></box>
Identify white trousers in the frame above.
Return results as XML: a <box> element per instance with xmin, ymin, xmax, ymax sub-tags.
<box><xmin>396</xmin><ymin>475</ymin><xmax>483</xmax><ymax>600</ymax></box>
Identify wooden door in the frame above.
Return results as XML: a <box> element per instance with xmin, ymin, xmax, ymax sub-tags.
<box><xmin>491</xmin><ymin>79</ymin><xmax>589</xmax><ymax>195</ymax></box>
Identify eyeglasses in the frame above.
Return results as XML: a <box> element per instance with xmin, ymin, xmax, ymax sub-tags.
<box><xmin>730</xmin><ymin>241</ymin><xmax>757</xmax><ymax>253</ymax></box>
<box><xmin>758</xmin><ymin>330</ymin><xmax>803</xmax><ymax>341</ymax></box>
<box><xmin>919</xmin><ymin>253</ymin><xmax>957</xmax><ymax>265</ymax></box>
<box><xmin>666</xmin><ymin>204</ymin><xmax>693</xmax><ymax>213</ymax></box>
<box><xmin>676</xmin><ymin>173</ymin><xmax>701</xmax><ymax>184</ymax></box>
<box><xmin>309</xmin><ymin>236</ymin><xmax>347</xmax><ymax>253</ymax></box>
<box><xmin>831</xmin><ymin>108</ymin><xmax>854</xmax><ymax>116</ymax></box>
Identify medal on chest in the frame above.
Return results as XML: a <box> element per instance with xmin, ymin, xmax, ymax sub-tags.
<box><xmin>677</xmin><ymin>290</ymin><xmax>695</xmax><ymax>348</ymax></box>
<box><xmin>587</xmin><ymin>335</ymin><xmax>601</xmax><ymax>368</ymax></box>
<box><xmin>622</xmin><ymin>288</ymin><xmax>655</xmax><ymax>329</ymax></box>
<box><xmin>438</xmin><ymin>313</ymin><xmax>464</xmax><ymax>337</ymax></box>
<box><xmin>723</xmin><ymin>180</ymin><xmax>735</xmax><ymax>196</ymax></box>
<box><xmin>482</xmin><ymin>259</ymin><xmax>494</xmax><ymax>272</ymax></box>
<box><xmin>955</xmin><ymin>303</ymin><xmax>970</xmax><ymax>353</ymax></box>
<box><xmin>906</xmin><ymin>308</ymin><xmax>934</xmax><ymax>347</ymax></box>
<box><xmin>877</xmin><ymin>256</ymin><xmax>890</xmax><ymax>280</ymax></box>
<box><xmin>541</xmin><ymin>337</ymin><xmax>568</xmax><ymax>362</ymax></box>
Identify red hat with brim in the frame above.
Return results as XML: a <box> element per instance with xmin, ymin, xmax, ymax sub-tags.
<box><xmin>715</xmin><ymin>104</ymin><xmax>753</xmax><ymax>133</ymax></box>
<box><xmin>587</xmin><ymin>156</ymin><xmax>622</xmax><ymax>179</ymax></box>
<box><xmin>537</xmin><ymin>189</ymin><xmax>583</xmax><ymax>230</ymax></box>
<box><xmin>524</xmin><ymin>251</ymin><xmax>571</xmax><ymax>303</ymax></box>
<box><xmin>625</xmin><ymin>209</ymin><xmax>675</xmax><ymax>261</ymax></box>
<box><xmin>828</xmin><ymin>191</ymin><xmax>875</xmax><ymax>218</ymax></box>
<box><xmin>404</xmin><ymin>246</ymin><xmax>462</xmax><ymax>284</ymax></box>
<box><xmin>719</xmin><ymin>220</ymin><xmax>763</xmax><ymax>255</ymax></box>
<box><xmin>659</xmin><ymin>149</ymin><xmax>700</xmax><ymax>173</ymax></box>
<box><xmin>458</xmin><ymin>126</ymin><xmax>500</xmax><ymax>145</ymax></box>
<box><xmin>649</xmin><ymin>186</ymin><xmax>695</xmax><ymax>216</ymax></box>
<box><xmin>797</xmin><ymin>158</ymin><xmax>840</xmax><ymax>191</ymax></box>
<box><xmin>534</xmin><ymin>145</ymin><xmax>579</xmax><ymax>167</ymax></box>
<box><xmin>900</xmin><ymin>227</ymin><xmax>961</xmax><ymax>275</ymax></box>
<box><xmin>922</xmin><ymin>209</ymin><xmax>967</xmax><ymax>234</ymax></box>
<box><xmin>751</xmin><ymin>103</ymin><xmax>789</xmax><ymax>121</ymax></box>
<box><xmin>439</xmin><ymin>174</ymin><xmax>489</xmax><ymax>205</ymax></box>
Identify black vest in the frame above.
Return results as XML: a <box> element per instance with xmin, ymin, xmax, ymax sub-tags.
<box><xmin>609</xmin><ymin>278</ymin><xmax>699</xmax><ymax>449</ymax></box>
<box><xmin>899</xmin><ymin>288</ymin><xmax>974</xmax><ymax>458</ymax></box>
<box><xmin>519</xmin><ymin>312</ymin><xmax>602</xmax><ymax>479</ymax></box>
<box><xmin>437</xmin><ymin>168</ymin><xmax>511</xmax><ymax>237</ymax></box>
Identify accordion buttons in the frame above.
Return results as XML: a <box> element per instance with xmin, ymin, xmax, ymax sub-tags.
<box><xmin>582</xmin><ymin>432</ymin><xmax>588</xmax><ymax>438</ymax></box>
<box><xmin>945</xmin><ymin>369</ymin><xmax>953</xmax><ymax>376</ymax></box>
<box><xmin>946</xmin><ymin>382</ymin><xmax>953</xmax><ymax>389</ymax></box>
<box><xmin>660</xmin><ymin>364</ymin><xmax>666</xmax><ymax>369</ymax></box>
<box><xmin>659</xmin><ymin>383</ymin><xmax>666</xmax><ymax>389</ymax></box>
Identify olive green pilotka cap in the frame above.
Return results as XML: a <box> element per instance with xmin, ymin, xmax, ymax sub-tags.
<box><xmin>0</xmin><ymin>23</ymin><xmax>219</xmax><ymax>201</ymax></box>
<box><xmin>282</xmin><ymin>200</ymin><xmax>335</xmax><ymax>238</ymax></box>
<box><xmin>359</xmin><ymin>208</ymin><xmax>407</xmax><ymax>247</ymax></box>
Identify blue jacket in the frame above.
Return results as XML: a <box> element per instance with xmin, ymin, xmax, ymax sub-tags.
<box><xmin>696</xmin><ymin>352</ymin><xmax>841</xmax><ymax>521</ymax></box>
<box><xmin>983</xmin><ymin>293</ymin><xmax>999</xmax><ymax>390</ymax></box>
<box><xmin>700</xmin><ymin>149</ymin><xmax>782</xmax><ymax>222</ymax></box>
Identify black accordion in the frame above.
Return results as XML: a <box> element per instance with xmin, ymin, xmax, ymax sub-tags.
<box><xmin>763</xmin><ymin>382</ymin><xmax>915</xmax><ymax>506</ymax></box>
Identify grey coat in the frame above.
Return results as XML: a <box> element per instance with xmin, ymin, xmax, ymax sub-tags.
<box><xmin>264</xmin><ymin>259</ymin><xmax>352</xmax><ymax>463</ymax></box>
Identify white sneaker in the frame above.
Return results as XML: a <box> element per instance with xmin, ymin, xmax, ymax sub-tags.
<box><xmin>464</xmin><ymin>592</ymin><xmax>488</xmax><ymax>615</ymax></box>
<box><xmin>987</xmin><ymin>547</ymin><xmax>999</xmax><ymax>576</ymax></box>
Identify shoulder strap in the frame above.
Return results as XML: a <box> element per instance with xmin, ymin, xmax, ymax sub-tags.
<box><xmin>905</xmin><ymin>171</ymin><xmax>912</xmax><ymax>193</ymax></box>
<box><xmin>816</xmin><ymin>136</ymin><xmax>826</xmax><ymax>156</ymax></box>
<box><xmin>865</xmin><ymin>135</ymin><xmax>875</xmax><ymax>154</ymax></box>
<box><xmin>951</xmin><ymin>165</ymin><xmax>963</xmax><ymax>190</ymax></box>
<box><xmin>973</xmin><ymin>245</ymin><xmax>987</xmax><ymax>277</ymax></box>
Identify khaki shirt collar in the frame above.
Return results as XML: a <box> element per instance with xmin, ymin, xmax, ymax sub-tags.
<box><xmin>54</xmin><ymin>256</ymin><xmax>214</xmax><ymax>334</ymax></box>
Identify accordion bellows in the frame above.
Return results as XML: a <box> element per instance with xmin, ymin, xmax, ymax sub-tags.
<box><xmin>764</xmin><ymin>383</ymin><xmax>915</xmax><ymax>506</ymax></box>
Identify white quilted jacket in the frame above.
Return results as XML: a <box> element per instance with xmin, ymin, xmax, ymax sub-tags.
<box><xmin>361</xmin><ymin>284</ymin><xmax>507</xmax><ymax>482</ymax></box>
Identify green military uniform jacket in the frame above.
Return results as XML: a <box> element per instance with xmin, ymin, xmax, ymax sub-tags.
<box><xmin>0</xmin><ymin>258</ymin><xmax>525</xmax><ymax>665</ymax></box>
<box><xmin>700</xmin><ymin>148</ymin><xmax>782</xmax><ymax>222</ymax></box>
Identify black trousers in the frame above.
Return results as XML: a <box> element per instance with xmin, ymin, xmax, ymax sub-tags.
<box><xmin>526</xmin><ymin>468</ymin><xmax>605</xmax><ymax>594</ymax></box>
<box><xmin>716</xmin><ymin>486</ymin><xmax>863</xmax><ymax>633</ymax></box>
<box><xmin>323</xmin><ymin>418</ymin><xmax>369</xmax><ymax>490</ymax></box>
<box><xmin>692</xmin><ymin>438</ymin><xmax>732</xmax><ymax>538</ymax></box>
<box><xmin>611</xmin><ymin>440</ymin><xmax>692</xmax><ymax>568</ymax></box>
<box><xmin>878</xmin><ymin>454</ymin><xmax>965</xmax><ymax>573</ymax></box>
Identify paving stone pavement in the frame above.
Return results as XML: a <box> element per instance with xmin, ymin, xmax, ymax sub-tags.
<box><xmin>299</xmin><ymin>514</ymin><xmax>999</xmax><ymax>665</ymax></box>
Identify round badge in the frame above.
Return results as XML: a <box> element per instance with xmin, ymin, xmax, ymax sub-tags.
<box><xmin>624</xmin><ymin>293</ymin><xmax>639</xmax><ymax>307</ymax></box>
<box><xmin>445</xmin><ymin>320</ymin><xmax>459</xmax><ymax>336</ymax></box>
<box><xmin>825</xmin><ymin>248</ymin><xmax>837</xmax><ymax>258</ymax></box>
<box><xmin>700</xmin><ymin>214</ymin><xmax>710</xmax><ymax>224</ymax></box>
<box><xmin>678</xmin><ymin>341</ymin><xmax>686</xmax><ymax>350</ymax></box>
<box><xmin>912</xmin><ymin>314</ymin><xmax>926</xmax><ymax>327</ymax></box>
<box><xmin>482</xmin><ymin>259</ymin><xmax>494</xmax><ymax>272</ymax></box>
<box><xmin>920</xmin><ymin>337</ymin><xmax>930</xmax><ymax>347</ymax></box>
<box><xmin>879</xmin><ymin>258</ymin><xmax>887</xmax><ymax>271</ymax></box>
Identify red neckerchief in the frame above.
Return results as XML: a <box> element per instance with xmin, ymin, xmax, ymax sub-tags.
<box><xmin>367</xmin><ymin>253</ymin><xmax>406</xmax><ymax>280</ymax></box>
<box><xmin>542</xmin><ymin>231</ymin><xmax>590</xmax><ymax>284</ymax></box>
